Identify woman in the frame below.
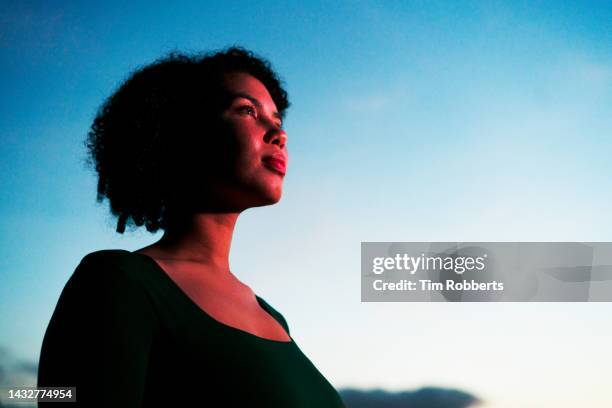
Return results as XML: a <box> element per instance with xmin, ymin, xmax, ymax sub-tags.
<box><xmin>38</xmin><ymin>47</ymin><xmax>345</xmax><ymax>407</ymax></box>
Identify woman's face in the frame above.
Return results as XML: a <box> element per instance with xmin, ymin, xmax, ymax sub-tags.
<box><xmin>206</xmin><ymin>72</ymin><xmax>288</xmax><ymax>210</ymax></box>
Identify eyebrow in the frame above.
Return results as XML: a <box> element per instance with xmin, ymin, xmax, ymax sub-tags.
<box><xmin>230</xmin><ymin>92</ymin><xmax>282</xmax><ymax>123</ymax></box>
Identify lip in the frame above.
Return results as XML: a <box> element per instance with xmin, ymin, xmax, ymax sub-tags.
<box><xmin>262</xmin><ymin>155</ymin><xmax>287</xmax><ymax>176</ymax></box>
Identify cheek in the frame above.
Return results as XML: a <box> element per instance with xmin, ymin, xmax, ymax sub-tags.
<box><xmin>215</xmin><ymin>121</ymin><xmax>284</xmax><ymax>200</ymax></box>
<box><xmin>232</xmin><ymin>127</ymin><xmax>264</xmax><ymax>169</ymax></box>
<box><xmin>207</xmin><ymin>122</ymin><xmax>256</xmax><ymax>169</ymax></box>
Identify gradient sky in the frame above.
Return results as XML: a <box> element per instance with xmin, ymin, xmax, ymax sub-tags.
<box><xmin>1</xmin><ymin>1</ymin><xmax>611</xmax><ymax>407</ymax></box>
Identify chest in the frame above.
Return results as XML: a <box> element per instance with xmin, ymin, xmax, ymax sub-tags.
<box><xmin>162</xmin><ymin>267</ymin><xmax>290</xmax><ymax>343</ymax></box>
<box><xmin>143</xmin><ymin>327</ymin><xmax>343</xmax><ymax>407</ymax></box>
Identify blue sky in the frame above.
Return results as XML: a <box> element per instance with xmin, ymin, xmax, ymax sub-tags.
<box><xmin>1</xmin><ymin>1</ymin><xmax>611</xmax><ymax>406</ymax></box>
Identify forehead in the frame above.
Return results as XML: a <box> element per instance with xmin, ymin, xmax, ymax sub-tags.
<box><xmin>222</xmin><ymin>72</ymin><xmax>278</xmax><ymax>110</ymax></box>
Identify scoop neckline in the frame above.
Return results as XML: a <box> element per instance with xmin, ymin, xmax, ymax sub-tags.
<box><xmin>127</xmin><ymin>250</ymin><xmax>293</xmax><ymax>345</ymax></box>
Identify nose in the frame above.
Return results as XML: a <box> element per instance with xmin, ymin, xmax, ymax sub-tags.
<box><xmin>264</xmin><ymin>128</ymin><xmax>287</xmax><ymax>150</ymax></box>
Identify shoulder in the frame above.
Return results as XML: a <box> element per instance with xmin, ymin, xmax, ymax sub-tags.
<box><xmin>73</xmin><ymin>249</ymin><xmax>151</xmax><ymax>285</ymax></box>
<box><xmin>63</xmin><ymin>250</ymin><xmax>156</xmax><ymax>304</ymax></box>
<box><xmin>79</xmin><ymin>249</ymin><xmax>142</xmax><ymax>273</ymax></box>
<box><xmin>49</xmin><ymin>250</ymin><xmax>160</xmax><ymax>333</ymax></box>
<box><xmin>257</xmin><ymin>296</ymin><xmax>291</xmax><ymax>335</ymax></box>
<box><xmin>40</xmin><ymin>251</ymin><xmax>160</xmax><ymax>398</ymax></box>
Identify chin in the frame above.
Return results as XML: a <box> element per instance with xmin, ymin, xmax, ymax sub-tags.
<box><xmin>227</xmin><ymin>181</ymin><xmax>283</xmax><ymax>210</ymax></box>
<box><xmin>246</xmin><ymin>174</ymin><xmax>284</xmax><ymax>207</ymax></box>
<box><xmin>254</xmin><ymin>187</ymin><xmax>283</xmax><ymax>207</ymax></box>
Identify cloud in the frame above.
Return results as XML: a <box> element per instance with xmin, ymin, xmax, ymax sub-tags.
<box><xmin>339</xmin><ymin>386</ymin><xmax>481</xmax><ymax>408</ymax></box>
<box><xmin>0</xmin><ymin>346</ymin><xmax>38</xmax><ymax>387</ymax></box>
<box><xmin>0</xmin><ymin>347</ymin><xmax>38</xmax><ymax>407</ymax></box>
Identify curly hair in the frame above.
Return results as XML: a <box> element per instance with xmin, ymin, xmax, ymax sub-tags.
<box><xmin>86</xmin><ymin>47</ymin><xmax>290</xmax><ymax>234</ymax></box>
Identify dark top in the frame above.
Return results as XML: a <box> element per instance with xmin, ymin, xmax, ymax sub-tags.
<box><xmin>38</xmin><ymin>250</ymin><xmax>344</xmax><ymax>407</ymax></box>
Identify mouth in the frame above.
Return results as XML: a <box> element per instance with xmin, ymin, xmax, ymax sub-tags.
<box><xmin>262</xmin><ymin>156</ymin><xmax>287</xmax><ymax>176</ymax></box>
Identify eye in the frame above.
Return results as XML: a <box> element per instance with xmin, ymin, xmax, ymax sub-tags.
<box><xmin>237</xmin><ymin>104</ymin><xmax>257</xmax><ymax>118</ymax></box>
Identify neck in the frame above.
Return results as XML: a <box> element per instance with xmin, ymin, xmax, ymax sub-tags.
<box><xmin>146</xmin><ymin>212</ymin><xmax>240</xmax><ymax>271</ymax></box>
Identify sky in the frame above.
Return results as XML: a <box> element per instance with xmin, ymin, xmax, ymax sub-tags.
<box><xmin>1</xmin><ymin>1</ymin><xmax>611</xmax><ymax>407</ymax></box>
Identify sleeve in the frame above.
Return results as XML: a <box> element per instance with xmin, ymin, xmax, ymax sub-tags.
<box><xmin>38</xmin><ymin>253</ymin><xmax>159</xmax><ymax>407</ymax></box>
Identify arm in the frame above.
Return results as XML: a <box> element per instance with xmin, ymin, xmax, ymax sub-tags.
<box><xmin>38</xmin><ymin>253</ymin><xmax>159</xmax><ymax>406</ymax></box>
